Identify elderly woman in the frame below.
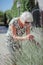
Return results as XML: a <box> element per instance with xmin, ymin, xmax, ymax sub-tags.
<box><xmin>6</xmin><ymin>11</ymin><xmax>34</xmax><ymax>65</ymax></box>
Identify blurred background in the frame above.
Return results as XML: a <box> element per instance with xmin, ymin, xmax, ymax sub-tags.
<box><xmin>0</xmin><ymin>0</ymin><xmax>43</xmax><ymax>27</ymax></box>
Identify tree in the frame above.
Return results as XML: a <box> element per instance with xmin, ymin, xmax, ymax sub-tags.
<box><xmin>5</xmin><ymin>10</ymin><xmax>12</xmax><ymax>21</ymax></box>
<box><xmin>11</xmin><ymin>0</ymin><xmax>19</xmax><ymax>17</ymax></box>
<box><xmin>5</xmin><ymin>0</ymin><xmax>35</xmax><ymax>18</ymax></box>
<box><xmin>0</xmin><ymin>11</ymin><xmax>4</xmax><ymax>22</ymax></box>
<box><xmin>25</xmin><ymin>0</ymin><xmax>35</xmax><ymax>11</ymax></box>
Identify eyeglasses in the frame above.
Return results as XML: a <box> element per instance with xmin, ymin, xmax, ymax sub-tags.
<box><xmin>25</xmin><ymin>21</ymin><xmax>30</xmax><ymax>24</ymax></box>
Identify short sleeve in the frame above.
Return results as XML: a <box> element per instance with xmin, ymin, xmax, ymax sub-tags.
<box><xmin>9</xmin><ymin>18</ymin><xmax>15</xmax><ymax>26</ymax></box>
<box><xmin>9</xmin><ymin>17</ymin><xmax>19</xmax><ymax>26</ymax></box>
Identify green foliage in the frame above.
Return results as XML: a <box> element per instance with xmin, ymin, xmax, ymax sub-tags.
<box><xmin>11</xmin><ymin>0</ymin><xmax>20</xmax><ymax>17</ymax></box>
<box><xmin>3</xmin><ymin>0</ymin><xmax>35</xmax><ymax>18</ymax></box>
<box><xmin>20</xmin><ymin>0</ymin><xmax>35</xmax><ymax>12</ymax></box>
<box><xmin>0</xmin><ymin>11</ymin><xmax>4</xmax><ymax>22</ymax></box>
<box><xmin>5</xmin><ymin>10</ymin><xmax>12</xmax><ymax>22</ymax></box>
<box><xmin>25</xmin><ymin>0</ymin><xmax>35</xmax><ymax>11</ymax></box>
<box><xmin>5</xmin><ymin>0</ymin><xmax>35</xmax><ymax>18</ymax></box>
<box><xmin>0</xmin><ymin>11</ymin><xmax>4</xmax><ymax>16</ymax></box>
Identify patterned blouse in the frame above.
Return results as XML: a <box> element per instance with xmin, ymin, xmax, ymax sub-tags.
<box><xmin>6</xmin><ymin>17</ymin><xmax>26</xmax><ymax>51</ymax></box>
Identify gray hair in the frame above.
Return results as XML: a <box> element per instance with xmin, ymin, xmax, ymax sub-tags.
<box><xmin>20</xmin><ymin>11</ymin><xmax>33</xmax><ymax>24</ymax></box>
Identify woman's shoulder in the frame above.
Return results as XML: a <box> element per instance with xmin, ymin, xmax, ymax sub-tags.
<box><xmin>9</xmin><ymin>17</ymin><xmax>19</xmax><ymax>25</ymax></box>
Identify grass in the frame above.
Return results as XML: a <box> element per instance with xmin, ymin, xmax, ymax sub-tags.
<box><xmin>16</xmin><ymin>27</ymin><xmax>43</xmax><ymax>65</ymax></box>
<box><xmin>1</xmin><ymin>27</ymin><xmax>43</xmax><ymax>65</ymax></box>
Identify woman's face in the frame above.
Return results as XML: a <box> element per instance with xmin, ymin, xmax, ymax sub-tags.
<box><xmin>25</xmin><ymin>22</ymin><xmax>31</xmax><ymax>28</ymax></box>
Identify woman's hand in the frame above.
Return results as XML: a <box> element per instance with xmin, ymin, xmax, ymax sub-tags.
<box><xmin>27</xmin><ymin>34</ymin><xmax>34</xmax><ymax>41</ymax></box>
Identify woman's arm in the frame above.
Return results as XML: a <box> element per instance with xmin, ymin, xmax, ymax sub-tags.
<box><xmin>10</xmin><ymin>24</ymin><xmax>34</xmax><ymax>41</ymax></box>
<box><xmin>25</xmin><ymin>26</ymin><xmax>40</xmax><ymax>47</ymax></box>
<box><xmin>26</xmin><ymin>26</ymin><xmax>34</xmax><ymax>40</ymax></box>
<box><xmin>9</xmin><ymin>24</ymin><xmax>28</xmax><ymax>40</ymax></box>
